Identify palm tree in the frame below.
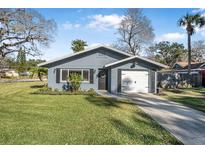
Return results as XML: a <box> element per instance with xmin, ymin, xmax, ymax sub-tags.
<box><xmin>71</xmin><ymin>39</ymin><xmax>88</xmax><ymax>53</ymax></box>
<box><xmin>178</xmin><ymin>13</ymin><xmax>205</xmax><ymax>74</ymax></box>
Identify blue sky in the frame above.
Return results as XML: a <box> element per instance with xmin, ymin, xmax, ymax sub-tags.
<box><xmin>34</xmin><ymin>8</ymin><xmax>205</xmax><ymax>60</ymax></box>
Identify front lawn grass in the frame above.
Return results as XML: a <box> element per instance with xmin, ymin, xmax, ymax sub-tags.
<box><xmin>0</xmin><ymin>82</ymin><xmax>181</xmax><ymax>144</ymax></box>
<box><xmin>162</xmin><ymin>88</ymin><xmax>205</xmax><ymax>113</ymax></box>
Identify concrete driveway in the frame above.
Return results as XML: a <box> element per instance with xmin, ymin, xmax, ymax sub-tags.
<box><xmin>98</xmin><ymin>91</ymin><xmax>205</xmax><ymax>145</ymax></box>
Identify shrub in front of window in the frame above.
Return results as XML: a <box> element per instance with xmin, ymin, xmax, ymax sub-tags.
<box><xmin>68</xmin><ymin>73</ymin><xmax>82</xmax><ymax>92</ymax></box>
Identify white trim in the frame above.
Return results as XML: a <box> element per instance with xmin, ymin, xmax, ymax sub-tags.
<box><xmin>179</xmin><ymin>72</ymin><xmax>199</xmax><ymax>74</ymax></box>
<box><xmin>59</xmin><ymin>68</ymin><xmax>90</xmax><ymax>83</ymax></box>
<box><xmin>104</xmin><ymin>55</ymin><xmax>168</xmax><ymax>68</ymax></box>
<box><xmin>82</xmin><ymin>69</ymin><xmax>90</xmax><ymax>83</ymax></box>
<box><xmin>159</xmin><ymin>68</ymin><xmax>205</xmax><ymax>73</ymax></box>
<box><xmin>38</xmin><ymin>45</ymin><xmax>132</xmax><ymax>67</ymax></box>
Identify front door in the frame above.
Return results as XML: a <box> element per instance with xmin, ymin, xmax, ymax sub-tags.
<box><xmin>98</xmin><ymin>69</ymin><xmax>108</xmax><ymax>90</ymax></box>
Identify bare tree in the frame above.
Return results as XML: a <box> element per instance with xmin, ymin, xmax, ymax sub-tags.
<box><xmin>0</xmin><ymin>9</ymin><xmax>57</xmax><ymax>59</ymax></box>
<box><xmin>191</xmin><ymin>40</ymin><xmax>205</xmax><ymax>62</ymax></box>
<box><xmin>117</xmin><ymin>9</ymin><xmax>155</xmax><ymax>55</ymax></box>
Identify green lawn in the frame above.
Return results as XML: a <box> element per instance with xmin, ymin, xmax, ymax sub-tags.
<box><xmin>162</xmin><ymin>88</ymin><xmax>205</xmax><ymax>113</ymax></box>
<box><xmin>0</xmin><ymin>82</ymin><xmax>181</xmax><ymax>144</ymax></box>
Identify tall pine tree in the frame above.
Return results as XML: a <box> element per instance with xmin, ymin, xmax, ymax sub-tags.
<box><xmin>16</xmin><ymin>48</ymin><xmax>27</xmax><ymax>73</ymax></box>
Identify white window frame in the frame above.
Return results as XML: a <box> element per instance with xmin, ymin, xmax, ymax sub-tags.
<box><xmin>82</xmin><ymin>69</ymin><xmax>90</xmax><ymax>83</ymax></box>
<box><xmin>60</xmin><ymin>69</ymin><xmax>69</xmax><ymax>83</ymax></box>
<box><xmin>60</xmin><ymin>69</ymin><xmax>90</xmax><ymax>83</ymax></box>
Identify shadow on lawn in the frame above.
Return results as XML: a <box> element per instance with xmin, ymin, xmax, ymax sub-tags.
<box><xmin>85</xmin><ymin>96</ymin><xmax>136</xmax><ymax>109</ymax></box>
<box><xmin>169</xmin><ymin>88</ymin><xmax>205</xmax><ymax>95</ymax></box>
<box><xmin>85</xmin><ymin>95</ymin><xmax>182</xmax><ymax>144</ymax></box>
<box><xmin>168</xmin><ymin>96</ymin><xmax>205</xmax><ymax>113</ymax></box>
<box><xmin>109</xmin><ymin>114</ymin><xmax>182</xmax><ymax>145</ymax></box>
<box><xmin>30</xmin><ymin>84</ymin><xmax>45</xmax><ymax>89</ymax></box>
<box><xmin>166</xmin><ymin>89</ymin><xmax>185</xmax><ymax>94</ymax></box>
<box><xmin>191</xmin><ymin>88</ymin><xmax>205</xmax><ymax>95</ymax></box>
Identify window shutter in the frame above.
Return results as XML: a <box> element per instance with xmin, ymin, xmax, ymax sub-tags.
<box><xmin>90</xmin><ymin>69</ymin><xmax>94</xmax><ymax>84</ymax></box>
<box><xmin>117</xmin><ymin>69</ymin><xmax>121</xmax><ymax>92</ymax></box>
<box><xmin>56</xmin><ymin>68</ymin><xmax>60</xmax><ymax>83</ymax></box>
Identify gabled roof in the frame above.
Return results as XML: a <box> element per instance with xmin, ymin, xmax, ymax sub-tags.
<box><xmin>38</xmin><ymin>45</ymin><xmax>132</xmax><ymax>67</ymax></box>
<box><xmin>173</xmin><ymin>62</ymin><xmax>205</xmax><ymax>69</ymax></box>
<box><xmin>104</xmin><ymin>55</ymin><xmax>168</xmax><ymax>68</ymax></box>
<box><xmin>200</xmin><ymin>63</ymin><xmax>205</xmax><ymax>68</ymax></box>
<box><xmin>173</xmin><ymin>62</ymin><xmax>189</xmax><ymax>68</ymax></box>
<box><xmin>184</xmin><ymin>62</ymin><xmax>205</xmax><ymax>69</ymax></box>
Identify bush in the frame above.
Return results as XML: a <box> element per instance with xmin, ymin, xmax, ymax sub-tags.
<box><xmin>29</xmin><ymin>67</ymin><xmax>48</xmax><ymax>81</ymax></box>
<box><xmin>33</xmin><ymin>86</ymin><xmax>97</xmax><ymax>96</ymax></box>
<box><xmin>68</xmin><ymin>73</ymin><xmax>82</xmax><ymax>92</ymax></box>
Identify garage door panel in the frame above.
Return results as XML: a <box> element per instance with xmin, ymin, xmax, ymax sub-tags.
<box><xmin>121</xmin><ymin>70</ymin><xmax>149</xmax><ymax>93</ymax></box>
<box><xmin>121</xmin><ymin>77</ymin><xmax>135</xmax><ymax>92</ymax></box>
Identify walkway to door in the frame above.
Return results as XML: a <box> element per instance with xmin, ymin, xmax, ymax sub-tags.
<box><xmin>97</xmin><ymin>91</ymin><xmax>205</xmax><ymax>145</ymax></box>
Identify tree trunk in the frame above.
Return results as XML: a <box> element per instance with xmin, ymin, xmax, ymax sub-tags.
<box><xmin>187</xmin><ymin>34</ymin><xmax>191</xmax><ymax>75</ymax></box>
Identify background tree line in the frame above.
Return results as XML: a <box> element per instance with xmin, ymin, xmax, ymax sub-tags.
<box><xmin>0</xmin><ymin>8</ymin><xmax>56</xmax><ymax>80</ymax></box>
<box><xmin>70</xmin><ymin>9</ymin><xmax>205</xmax><ymax>69</ymax></box>
<box><xmin>148</xmin><ymin>40</ymin><xmax>205</xmax><ymax>67</ymax></box>
<box><xmin>1</xmin><ymin>8</ymin><xmax>205</xmax><ymax>73</ymax></box>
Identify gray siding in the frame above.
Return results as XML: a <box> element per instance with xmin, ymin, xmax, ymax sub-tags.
<box><xmin>149</xmin><ymin>70</ymin><xmax>156</xmax><ymax>93</ymax></box>
<box><xmin>107</xmin><ymin>69</ymin><xmax>112</xmax><ymax>92</ymax></box>
<box><xmin>47</xmin><ymin>47</ymin><xmax>128</xmax><ymax>90</ymax></box>
<box><xmin>109</xmin><ymin>59</ymin><xmax>158</xmax><ymax>93</ymax></box>
<box><xmin>46</xmin><ymin>47</ymin><xmax>162</xmax><ymax>93</ymax></box>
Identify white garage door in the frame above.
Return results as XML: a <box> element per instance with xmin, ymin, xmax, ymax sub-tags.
<box><xmin>121</xmin><ymin>70</ymin><xmax>149</xmax><ymax>93</ymax></box>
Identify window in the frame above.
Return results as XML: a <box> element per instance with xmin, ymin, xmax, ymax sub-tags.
<box><xmin>60</xmin><ymin>69</ymin><xmax>90</xmax><ymax>82</ymax></box>
<box><xmin>69</xmin><ymin>70</ymin><xmax>82</xmax><ymax>78</ymax></box>
<box><xmin>61</xmin><ymin>69</ymin><xmax>68</xmax><ymax>82</ymax></box>
<box><xmin>83</xmin><ymin>70</ymin><xmax>89</xmax><ymax>81</ymax></box>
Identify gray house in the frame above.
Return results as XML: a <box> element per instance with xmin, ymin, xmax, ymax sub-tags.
<box><xmin>39</xmin><ymin>45</ymin><xmax>167</xmax><ymax>93</ymax></box>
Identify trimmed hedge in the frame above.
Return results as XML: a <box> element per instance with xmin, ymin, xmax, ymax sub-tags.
<box><xmin>32</xmin><ymin>86</ymin><xmax>97</xmax><ymax>96</ymax></box>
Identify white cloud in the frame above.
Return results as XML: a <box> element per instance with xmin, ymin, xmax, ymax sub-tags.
<box><xmin>192</xmin><ymin>8</ymin><xmax>205</xmax><ymax>13</ymax></box>
<box><xmin>196</xmin><ymin>27</ymin><xmax>205</xmax><ymax>36</ymax></box>
<box><xmin>88</xmin><ymin>43</ymin><xmax>102</xmax><ymax>47</ymax></box>
<box><xmin>85</xmin><ymin>43</ymin><xmax>111</xmax><ymax>48</ymax></box>
<box><xmin>84</xmin><ymin>43</ymin><xmax>101</xmax><ymax>49</ymax></box>
<box><xmin>87</xmin><ymin>14</ymin><xmax>124</xmax><ymax>30</ymax></box>
<box><xmin>62</xmin><ymin>22</ymin><xmax>81</xmax><ymax>30</ymax></box>
<box><xmin>156</xmin><ymin>33</ymin><xmax>186</xmax><ymax>42</ymax></box>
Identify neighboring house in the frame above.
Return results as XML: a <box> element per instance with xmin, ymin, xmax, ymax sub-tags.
<box><xmin>174</xmin><ymin>62</ymin><xmax>205</xmax><ymax>87</ymax></box>
<box><xmin>19</xmin><ymin>72</ymin><xmax>31</xmax><ymax>76</ymax></box>
<box><xmin>159</xmin><ymin>61</ymin><xmax>205</xmax><ymax>87</ymax></box>
<box><xmin>172</xmin><ymin>62</ymin><xmax>205</xmax><ymax>70</ymax></box>
<box><xmin>0</xmin><ymin>69</ymin><xmax>19</xmax><ymax>78</ymax></box>
<box><xmin>38</xmin><ymin>45</ymin><xmax>167</xmax><ymax>93</ymax></box>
